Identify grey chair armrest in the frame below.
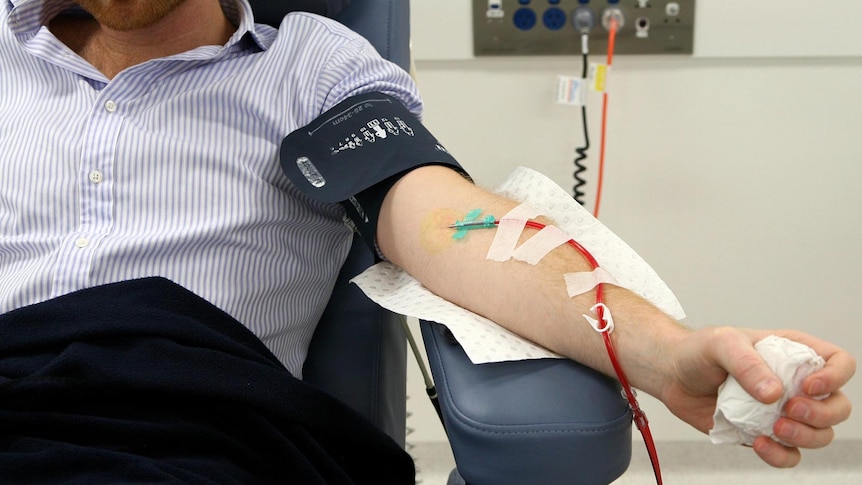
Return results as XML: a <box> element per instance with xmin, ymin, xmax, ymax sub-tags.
<box><xmin>421</xmin><ymin>320</ymin><xmax>633</xmax><ymax>485</ymax></box>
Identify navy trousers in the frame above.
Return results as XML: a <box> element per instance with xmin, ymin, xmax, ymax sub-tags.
<box><xmin>0</xmin><ymin>278</ymin><xmax>415</xmax><ymax>484</ymax></box>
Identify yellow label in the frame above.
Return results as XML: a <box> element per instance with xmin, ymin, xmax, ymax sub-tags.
<box><xmin>589</xmin><ymin>63</ymin><xmax>610</xmax><ymax>93</ymax></box>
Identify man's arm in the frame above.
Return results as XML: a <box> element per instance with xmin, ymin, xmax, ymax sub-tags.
<box><xmin>377</xmin><ymin>165</ymin><xmax>684</xmax><ymax>396</ymax></box>
<box><xmin>377</xmin><ymin>165</ymin><xmax>855</xmax><ymax>468</ymax></box>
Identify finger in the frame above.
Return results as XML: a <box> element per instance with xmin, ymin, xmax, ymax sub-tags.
<box><xmin>802</xmin><ymin>350</ymin><xmax>857</xmax><ymax>397</ymax></box>
<box><xmin>785</xmin><ymin>391</ymin><xmax>853</xmax><ymax>430</ymax></box>
<box><xmin>772</xmin><ymin>330</ymin><xmax>856</xmax><ymax>391</ymax></box>
<box><xmin>773</xmin><ymin>417</ymin><xmax>835</xmax><ymax>449</ymax></box>
<box><xmin>752</xmin><ymin>436</ymin><xmax>801</xmax><ymax>468</ymax></box>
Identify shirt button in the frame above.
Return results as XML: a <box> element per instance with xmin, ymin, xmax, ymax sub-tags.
<box><xmin>74</xmin><ymin>238</ymin><xmax>90</xmax><ymax>248</ymax></box>
<box><xmin>88</xmin><ymin>170</ymin><xmax>103</xmax><ymax>184</ymax></box>
<box><xmin>104</xmin><ymin>100</ymin><xmax>118</xmax><ymax>113</ymax></box>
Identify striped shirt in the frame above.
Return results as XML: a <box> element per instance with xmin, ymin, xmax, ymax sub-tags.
<box><xmin>0</xmin><ymin>0</ymin><xmax>422</xmax><ymax>376</ymax></box>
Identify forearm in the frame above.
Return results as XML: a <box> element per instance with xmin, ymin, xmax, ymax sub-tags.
<box><xmin>377</xmin><ymin>165</ymin><xmax>690</xmax><ymax>398</ymax></box>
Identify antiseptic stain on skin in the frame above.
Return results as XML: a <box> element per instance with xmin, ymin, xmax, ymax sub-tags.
<box><xmin>419</xmin><ymin>208</ymin><xmax>462</xmax><ymax>255</ymax></box>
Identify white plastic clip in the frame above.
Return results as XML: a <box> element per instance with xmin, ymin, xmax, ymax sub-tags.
<box><xmin>583</xmin><ymin>303</ymin><xmax>614</xmax><ymax>334</ymax></box>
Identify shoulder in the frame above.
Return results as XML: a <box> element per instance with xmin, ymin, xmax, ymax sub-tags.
<box><xmin>256</xmin><ymin>11</ymin><xmax>375</xmax><ymax>80</ymax></box>
<box><xmin>271</xmin><ymin>11</ymin><xmax>367</xmax><ymax>50</ymax></box>
<box><xmin>254</xmin><ymin>11</ymin><xmax>422</xmax><ymax>120</ymax></box>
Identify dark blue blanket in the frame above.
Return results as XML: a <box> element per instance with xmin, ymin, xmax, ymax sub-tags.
<box><xmin>0</xmin><ymin>277</ymin><xmax>414</xmax><ymax>484</ymax></box>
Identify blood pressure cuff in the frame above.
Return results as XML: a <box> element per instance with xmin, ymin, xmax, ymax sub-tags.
<box><xmin>280</xmin><ymin>92</ymin><xmax>466</xmax><ymax>256</ymax></box>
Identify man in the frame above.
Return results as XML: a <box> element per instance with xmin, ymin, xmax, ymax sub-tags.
<box><xmin>0</xmin><ymin>0</ymin><xmax>854</xmax><ymax>483</ymax></box>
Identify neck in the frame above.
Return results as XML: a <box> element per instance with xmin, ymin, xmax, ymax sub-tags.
<box><xmin>51</xmin><ymin>0</ymin><xmax>235</xmax><ymax>79</ymax></box>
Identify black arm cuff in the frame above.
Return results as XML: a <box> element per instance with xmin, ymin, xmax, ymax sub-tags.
<box><xmin>280</xmin><ymin>92</ymin><xmax>467</xmax><ymax>257</ymax></box>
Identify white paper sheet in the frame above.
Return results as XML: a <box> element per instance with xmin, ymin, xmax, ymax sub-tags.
<box><xmin>350</xmin><ymin>261</ymin><xmax>561</xmax><ymax>362</ymax></box>
<box><xmin>351</xmin><ymin>166</ymin><xmax>685</xmax><ymax>364</ymax></box>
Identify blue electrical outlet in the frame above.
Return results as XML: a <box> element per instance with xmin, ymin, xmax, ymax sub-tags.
<box><xmin>513</xmin><ymin>8</ymin><xmax>537</xmax><ymax>30</ymax></box>
<box><xmin>543</xmin><ymin>7</ymin><xmax>567</xmax><ymax>30</ymax></box>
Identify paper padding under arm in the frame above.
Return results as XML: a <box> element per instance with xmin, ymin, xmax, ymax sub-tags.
<box><xmin>494</xmin><ymin>167</ymin><xmax>685</xmax><ymax>320</ymax></box>
<box><xmin>351</xmin><ymin>167</ymin><xmax>685</xmax><ymax>365</ymax></box>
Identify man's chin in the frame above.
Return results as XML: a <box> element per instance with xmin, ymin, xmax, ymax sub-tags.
<box><xmin>76</xmin><ymin>0</ymin><xmax>187</xmax><ymax>32</ymax></box>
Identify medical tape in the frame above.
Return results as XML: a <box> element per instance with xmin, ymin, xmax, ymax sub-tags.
<box><xmin>564</xmin><ymin>267</ymin><xmax>619</xmax><ymax>298</ymax></box>
<box><xmin>511</xmin><ymin>225</ymin><xmax>572</xmax><ymax>265</ymax></box>
<box><xmin>485</xmin><ymin>203</ymin><xmax>541</xmax><ymax>262</ymax></box>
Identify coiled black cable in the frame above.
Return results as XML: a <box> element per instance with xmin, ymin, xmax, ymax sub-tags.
<box><xmin>572</xmin><ymin>36</ymin><xmax>590</xmax><ymax>205</ymax></box>
<box><xmin>573</xmin><ymin>103</ymin><xmax>590</xmax><ymax>204</ymax></box>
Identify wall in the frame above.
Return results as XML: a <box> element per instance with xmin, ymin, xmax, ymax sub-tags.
<box><xmin>405</xmin><ymin>8</ymin><xmax>862</xmax><ymax>445</ymax></box>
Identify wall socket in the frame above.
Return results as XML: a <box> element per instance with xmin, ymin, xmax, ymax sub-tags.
<box><xmin>474</xmin><ymin>0</ymin><xmax>695</xmax><ymax>56</ymax></box>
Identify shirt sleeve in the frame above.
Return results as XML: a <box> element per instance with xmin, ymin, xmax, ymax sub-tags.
<box><xmin>309</xmin><ymin>17</ymin><xmax>423</xmax><ymax>118</ymax></box>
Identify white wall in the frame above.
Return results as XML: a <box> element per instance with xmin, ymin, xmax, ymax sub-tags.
<box><xmin>404</xmin><ymin>53</ymin><xmax>862</xmax><ymax>444</ymax></box>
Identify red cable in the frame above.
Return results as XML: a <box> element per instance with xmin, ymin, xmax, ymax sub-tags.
<box><xmin>593</xmin><ymin>18</ymin><xmax>618</xmax><ymax>219</ymax></box>
<box><xmin>523</xmin><ymin>219</ymin><xmax>663</xmax><ymax>485</ymax></box>
<box><xmin>465</xmin><ymin>20</ymin><xmax>663</xmax><ymax>479</ymax></box>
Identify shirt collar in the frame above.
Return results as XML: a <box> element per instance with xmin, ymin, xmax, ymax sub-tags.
<box><xmin>6</xmin><ymin>0</ymin><xmax>267</xmax><ymax>51</ymax></box>
<box><xmin>217</xmin><ymin>0</ymin><xmax>268</xmax><ymax>51</ymax></box>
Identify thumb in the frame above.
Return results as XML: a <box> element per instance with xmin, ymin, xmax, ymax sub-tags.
<box><xmin>747</xmin><ymin>372</ymin><xmax>783</xmax><ymax>404</ymax></box>
<box><xmin>717</xmin><ymin>332</ymin><xmax>783</xmax><ymax>404</ymax></box>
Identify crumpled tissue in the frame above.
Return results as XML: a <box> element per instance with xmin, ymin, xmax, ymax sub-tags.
<box><xmin>709</xmin><ymin>335</ymin><xmax>825</xmax><ymax>446</ymax></box>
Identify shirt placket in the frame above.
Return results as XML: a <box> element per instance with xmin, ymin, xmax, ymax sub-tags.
<box><xmin>50</xmin><ymin>93</ymin><xmax>123</xmax><ymax>297</ymax></box>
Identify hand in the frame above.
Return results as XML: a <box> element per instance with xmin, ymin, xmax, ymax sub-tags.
<box><xmin>658</xmin><ymin>327</ymin><xmax>855</xmax><ymax>468</ymax></box>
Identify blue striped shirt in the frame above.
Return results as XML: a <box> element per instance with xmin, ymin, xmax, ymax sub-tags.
<box><xmin>0</xmin><ymin>0</ymin><xmax>422</xmax><ymax>376</ymax></box>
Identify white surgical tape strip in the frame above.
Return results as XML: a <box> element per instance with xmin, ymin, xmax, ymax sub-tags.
<box><xmin>486</xmin><ymin>203</ymin><xmax>541</xmax><ymax>262</ymax></box>
<box><xmin>564</xmin><ymin>268</ymin><xmax>619</xmax><ymax>297</ymax></box>
<box><xmin>511</xmin><ymin>225</ymin><xmax>571</xmax><ymax>265</ymax></box>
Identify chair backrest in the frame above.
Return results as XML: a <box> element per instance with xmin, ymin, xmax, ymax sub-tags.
<box><xmin>249</xmin><ymin>0</ymin><xmax>411</xmax><ymax>72</ymax></box>
<box><xmin>304</xmin><ymin>234</ymin><xmax>408</xmax><ymax>446</ymax></box>
<box><xmin>246</xmin><ymin>0</ymin><xmax>412</xmax><ymax>447</ymax></box>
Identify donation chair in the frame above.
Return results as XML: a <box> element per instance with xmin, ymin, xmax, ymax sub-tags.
<box><xmin>250</xmin><ymin>1</ymin><xmax>634</xmax><ymax>483</ymax></box>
